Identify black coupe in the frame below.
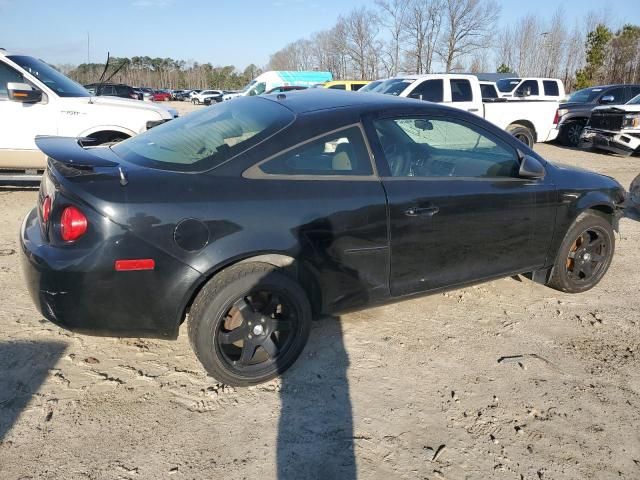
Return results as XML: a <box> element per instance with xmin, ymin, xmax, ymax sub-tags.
<box><xmin>21</xmin><ymin>90</ymin><xmax>626</xmax><ymax>385</ymax></box>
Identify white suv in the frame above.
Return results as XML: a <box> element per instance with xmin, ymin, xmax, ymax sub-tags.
<box><xmin>0</xmin><ymin>49</ymin><xmax>177</xmax><ymax>181</ymax></box>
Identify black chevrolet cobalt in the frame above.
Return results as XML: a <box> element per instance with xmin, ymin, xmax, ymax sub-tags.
<box><xmin>21</xmin><ymin>90</ymin><xmax>626</xmax><ymax>386</ymax></box>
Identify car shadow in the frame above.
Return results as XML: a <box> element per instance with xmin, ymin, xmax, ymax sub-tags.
<box><xmin>277</xmin><ymin>316</ymin><xmax>356</xmax><ymax>480</ymax></box>
<box><xmin>0</xmin><ymin>341</ymin><xmax>66</xmax><ymax>441</ymax></box>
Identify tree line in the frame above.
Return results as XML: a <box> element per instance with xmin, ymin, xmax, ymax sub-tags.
<box><xmin>267</xmin><ymin>0</ymin><xmax>640</xmax><ymax>92</ymax></box>
<box><xmin>60</xmin><ymin>56</ymin><xmax>262</xmax><ymax>90</ymax></box>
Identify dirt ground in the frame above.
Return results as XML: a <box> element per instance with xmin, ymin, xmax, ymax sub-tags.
<box><xmin>1</xmin><ymin>108</ymin><xmax>640</xmax><ymax>479</ymax></box>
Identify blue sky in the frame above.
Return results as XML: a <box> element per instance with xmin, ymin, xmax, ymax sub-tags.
<box><xmin>1</xmin><ymin>0</ymin><xmax>639</xmax><ymax>68</ymax></box>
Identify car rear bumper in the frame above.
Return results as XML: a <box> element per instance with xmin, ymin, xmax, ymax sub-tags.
<box><xmin>20</xmin><ymin>208</ymin><xmax>202</xmax><ymax>339</ymax></box>
<box><xmin>580</xmin><ymin>128</ymin><xmax>640</xmax><ymax>156</ymax></box>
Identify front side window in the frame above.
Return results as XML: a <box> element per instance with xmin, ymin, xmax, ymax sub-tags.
<box><xmin>543</xmin><ymin>80</ymin><xmax>560</xmax><ymax>96</ymax></box>
<box><xmin>351</xmin><ymin>83</ymin><xmax>365</xmax><ymax>91</ymax></box>
<box><xmin>112</xmin><ymin>96</ymin><xmax>295</xmax><ymax>172</ymax></box>
<box><xmin>329</xmin><ymin>84</ymin><xmax>346</xmax><ymax>90</ymax></box>
<box><xmin>0</xmin><ymin>61</ymin><xmax>24</xmax><ymax>97</ymax></box>
<box><xmin>516</xmin><ymin>80</ymin><xmax>539</xmax><ymax>96</ymax></box>
<box><xmin>450</xmin><ymin>79</ymin><xmax>472</xmax><ymax>102</ymax></box>
<box><xmin>374</xmin><ymin>117</ymin><xmax>520</xmax><ymax>178</ymax></box>
<box><xmin>249</xmin><ymin>82</ymin><xmax>266</xmax><ymax>96</ymax></box>
<box><xmin>258</xmin><ymin>126</ymin><xmax>372</xmax><ymax>176</ymax></box>
<box><xmin>408</xmin><ymin>79</ymin><xmax>443</xmax><ymax>102</ymax></box>
<box><xmin>604</xmin><ymin>87</ymin><xmax>625</xmax><ymax>103</ymax></box>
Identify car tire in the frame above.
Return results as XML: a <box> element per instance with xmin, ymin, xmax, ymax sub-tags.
<box><xmin>507</xmin><ymin>124</ymin><xmax>535</xmax><ymax>148</ymax></box>
<box><xmin>546</xmin><ymin>211</ymin><xmax>615</xmax><ymax>293</ymax></box>
<box><xmin>193</xmin><ymin>98</ymin><xmax>200</xmax><ymax>105</ymax></box>
<box><xmin>188</xmin><ymin>262</ymin><xmax>312</xmax><ymax>386</ymax></box>
<box><xmin>559</xmin><ymin>121</ymin><xmax>585</xmax><ymax>147</ymax></box>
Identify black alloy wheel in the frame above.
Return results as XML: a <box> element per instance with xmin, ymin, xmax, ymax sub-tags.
<box><xmin>564</xmin><ymin>227</ymin><xmax>610</xmax><ymax>285</ymax></box>
<box><xmin>188</xmin><ymin>263</ymin><xmax>312</xmax><ymax>386</ymax></box>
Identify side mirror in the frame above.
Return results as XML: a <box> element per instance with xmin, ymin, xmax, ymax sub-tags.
<box><xmin>519</xmin><ymin>154</ymin><xmax>545</xmax><ymax>180</ymax></box>
<box><xmin>7</xmin><ymin>82</ymin><xmax>42</xmax><ymax>103</ymax></box>
<box><xmin>600</xmin><ymin>95</ymin><xmax>615</xmax><ymax>104</ymax></box>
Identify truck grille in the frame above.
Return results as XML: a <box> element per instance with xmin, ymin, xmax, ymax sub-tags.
<box><xmin>590</xmin><ymin>112</ymin><xmax>624</xmax><ymax>131</ymax></box>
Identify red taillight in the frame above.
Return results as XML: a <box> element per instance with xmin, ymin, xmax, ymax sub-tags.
<box><xmin>42</xmin><ymin>196</ymin><xmax>52</xmax><ymax>223</ymax></box>
<box><xmin>553</xmin><ymin>109</ymin><xmax>560</xmax><ymax>125</ymax></box>
<box><xmin>60</xmin><ymin>206</ymin><xmax>88</xmax><ymax>241</ymax></box>
<box><xmin>115</xmin><ymin>259</ymin><xmax>156</xmax><ymax>271</ymax></box>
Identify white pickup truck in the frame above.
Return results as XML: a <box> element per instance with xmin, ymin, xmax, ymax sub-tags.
<box><xmin>0</xmin><ymin>49</ymin><xmax>177</xmax><ymax>182</ymax></box>
<box><xmin>372</xmin><ymin>74</ymin><xmax>559</xmax><ymax>147</ymax></box>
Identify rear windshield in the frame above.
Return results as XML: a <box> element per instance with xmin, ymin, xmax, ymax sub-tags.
<box><xmin>376</xmin><ymin>78</ymin><xmax>415</xmax><ymax>96</ymax></box>
<box><xmin>112</xmin><ymin>97</ymin><xmax>295</xmax><ymax>172</ymax></box>
<box><xmin>496</xmin><ymin>78</ymin><xmax>521</xmax><ymax>93</ymax></box>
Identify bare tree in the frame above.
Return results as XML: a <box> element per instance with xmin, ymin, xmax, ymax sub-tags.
<box><xmin>401</xmin><ymin>0</ymin><xmax>443</xmax><ymax>74</ymax></box>
<box><xmin>437</xmin><ymin>0</ymin><xmax>500</xmax><ymax>72</ymax></box>
<box><xmin>375</xmin><ymin>0</ymin><xmax>410</xmax><ymax>75</ymax></box>
<box><xmin>340</xmin><ymin>8</ymin><xmax>382</xmax><ymax>79</ymax></box>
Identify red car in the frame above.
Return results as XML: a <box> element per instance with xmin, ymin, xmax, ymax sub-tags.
<box><xmin>152</xmin><ymin>90</ymin><xmax>171</xmax><ymax>102</ymax></box>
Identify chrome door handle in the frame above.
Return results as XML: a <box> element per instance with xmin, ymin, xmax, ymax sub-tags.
<box><xmin>405</xmin><ymin>206</ymin><xmax>439</xmax><ymax>217</ymax></box>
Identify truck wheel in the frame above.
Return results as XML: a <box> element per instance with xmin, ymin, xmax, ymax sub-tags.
<box><xmin>546</xmin><ymin>211</ymin><xmax>615</xmax><ymax>294</ymax></box>
<box><xmin>507</xmin><ymin>124</ymin><xmax>534</xmax><ymax>148</ymax></box>
<box><xmin>188</xmin><ymin>263</ymin><xmax>312</xmax><ymax>386</ymax></box>
<box><xmin>559</xmin><ymin>121</ymin><xmax>585</xmax><ymax>147</ymax></box>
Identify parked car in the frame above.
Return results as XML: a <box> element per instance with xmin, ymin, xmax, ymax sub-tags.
<box><xmin>20</xmin><ymin>90</ymin><xmax>626</xmax><ymax>385</ymax></box>
<box><xmin>556</xmin><ymin>84</ymin><xmax>640</xmax><ymax>147</ymax></box>
<box><xmin>0</xmin><ymin>50</ymin><xmax>177</xmax><ymax>182</ymax></box>
<box><xmin>174</xmin><ymin>90</ymin><xmax>192</xmax><ymax>101</ymax></box>
<box><xmin>373</xmin><ymin>74</ymin><xmax>559</xmax><ymax>147</ymax></box>
<box><xmin>495</xmin><ymin>77</ymin><xmax>565</xmax><ymax>101</ymax></box>
<box><xmin>151</xmin><ymin>90</ymin><xmax>171</xmax><ymax>102</ymax></box>
<box><xmin>137</xmin><ymin>87</ymin><xmax>154</xmax><ymax>101</ymax></box>
<box><xmin>192</xmin><ymin>89</ymin><xmax>223</xmax><ymax>105</ymax></box>
<box><xmin>324</xmin><ymin>80</ymin><xmax>370</xmax><ymax>91</ymax></box>
<box><xmin>84</xmin><ymin>83</ymin><xmax>141</xmax><ymax>100</ymax></box>
<box><xmin>580</xmin><ymin>93</ymin><xmax>640</xmax><ymax>156</ymax></box>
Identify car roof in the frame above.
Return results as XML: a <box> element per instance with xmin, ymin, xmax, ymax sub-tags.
<box><xmin>260</xmin><ymin>88</ymin><xmax>449</xmax><ymax>115</ymax></box>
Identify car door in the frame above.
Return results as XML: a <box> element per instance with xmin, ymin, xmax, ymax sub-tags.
<box><xmin>448</xmin><ymin>78</ymin><xmax>478</xmax><ymax>114</ymax></box>
<box><xmin>244</xmin><ymin>123</ymin><xmax>389</xmax><ymax>313</ymax></box>
<box><xmin>0</xmin><ymin>59</ymin><xmax>53</xmax><ymax>168</ymax></box>
<box><xmin>366</xmin><ymin>113</ymin><xmax>557</xmax><ymax>297</ymax></box>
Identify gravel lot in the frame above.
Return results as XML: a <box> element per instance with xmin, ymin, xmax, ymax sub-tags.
<box><xmin>1</xmin><ymin>107</ymin><xmax>639</xmax><ymax>479</ymax></box>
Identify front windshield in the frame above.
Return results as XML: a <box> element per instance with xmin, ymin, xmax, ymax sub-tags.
<box><xmin>7</xmin><ymin>55</ymin><xmax>90</xmax><ymax>98</ymax></box>
<box><xmin>375</xmin><ymin>78</ymin><xmax>415</xmax><ymax>96</ymax></box>
<box><xmin>627</xmin><ymin>94</ymin><xmax>640</xmax><ymax>105</ymax></box>
<box><xmin>358</xmin><ymin>80</ymin><xmax>382</xmax><ymax>93</ymax></box>
<box><xmin>112</xmin><ymin>96</ymin><xmax>295</xmax><ymax>172</ymax></box>
<box><xmin>496</xmin><ymin>78</ymin><xmax>522</xmax><ymax>93</ymax></box>
<box><xmin>240</xmin><ymin>80</ymin><xmax>257</xmax><ymax>94</ymax></box>
<box><xmin>567</xmin><ymin>87</ymin><xmax>603</xmax><ymax>103</ymax></box>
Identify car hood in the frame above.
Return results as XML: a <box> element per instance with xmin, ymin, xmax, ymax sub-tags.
<box><xmin>62</xmin><ymin>95</ymin><xmax>176</xmax><ymax>119</ymax></box>
<box><xmin>550</xmin><ymin>161</ymin><xmax>624</xmax><ymax>191</ymax></box>
<box><xmin>559</xmin><ymin>101</ymin><xmax>593</xmax><ymax>109</ymax></box>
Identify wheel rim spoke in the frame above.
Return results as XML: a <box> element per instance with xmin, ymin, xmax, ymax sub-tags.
<box><xmin>238</xmin><ymin>342</ymin><xmax>256</xmax><ymax>365</ymax></box>
<box><xmin>261</xmin><ymin>336</ymin><xmax>279</xmax><ymax>358</ymax></box>
<box><xmin>219</xmin><ymin>327</ymin><xmax>245</xmax><ymax>345</ymax></box>
<box><xmin>264</xmin><ymin>294</ymin><xmax>281</xmax><ymax>316</ymax></box>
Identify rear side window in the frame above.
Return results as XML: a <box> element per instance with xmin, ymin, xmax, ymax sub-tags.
<box><xmin>258</xmin><ymin>126</ymin><xmax>372</xmax><ymax>177</ymax></box>
<box><xmin>408</xmin><ymin>79</ymin><xmax>443</xmax><ymax>102</ymax></box>
<box><xmin>480</xmin><ymin>83</ymin><xmax>498</xmax><ymax>99</ymax></box>
<box><xmin>0</xmin><ymin>61</ymin><xmax>24</xmax><ymax>97</ymax></box>
<box><xmin>450</xmin><ymin>79</ymin><xmax>472</xmax><ymax>102</ymax></box>
<box><xmin>112</xmin><ymin>97</ymin><xmax>295</xmax><ymax>172</ymax></box>
<box><xmin>351</xmin><ymin>83</ymin><xmax>365</xmax><ymax>91</ymax></box>
<box><xmin>543</xmin><ymin>80</ymin><xmax>559</xmax><ymax>96</ymax></box>
<box><xmin>516</xmin><ymin>80</ymin><xmax>539</xmax><ymax>96</ymax></box>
